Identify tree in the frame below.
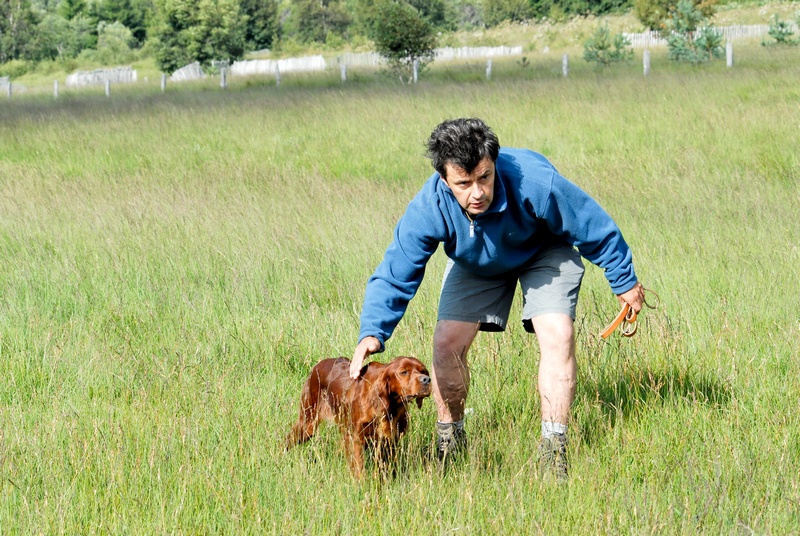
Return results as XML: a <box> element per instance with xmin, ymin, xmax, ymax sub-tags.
<box><xmin>482</xmin><ymin>0</ymin><xmax>531</xmax><ymax>27</ymax></box>
<box><xmin>762</xmin><ymin>13</ymin><xmax>799</xmax><ymax>46</ymax></box>
<box><xmin>583</xmin><ymin>23</ymin><xmax>633</xmax><ymax>67</ymax></box>
<box><xmin>30</xmin><ymin>13</ymin><xmax>94</xmax><ymax>60</ymax></box>
<box><xmin>89</xmin><ymin>0</ymin><xmax>150</xmax><ymax>45</ymax></box>
<box><xmin>85</xmin><ymin>20</ymin><xmax>136</xmax><ymax>64</ymax></box>
<box><xmin>288</xmin><ymin>0</ymin><xmax>350</xmax><ymax>44</ymax></box>
<box><xmin>634</xmin><ymin>0</ymin><xmax>716</xmax><ymax>31</ymax></box>
<box><xmin>0</xmin><ymin>0</ymin><xmax>39</xmax><ymax>62</ymax></box>
<box><xmin>151</xmin><ymin>0</ymin><xmax>247</xmax><ymax>73</ymax></box>
<box><xmin>372</xmin><ymin>0</ymin><xmax>436</xmax><ymax>83</ymax></box>
<box><xmin>665</xmin><ymin>0</ymin><xmax>723</xmax><ymax>64</ymax></box>
<box><xmin>406</xmin><ymin>0</ymin><xmax>454</xmax><ymax>30</ymax></box>
<box><xmin>58</xmin><ymin>0</ymin><xmax>87</xmax><ymax>20</ymax></box>
<box><xmin>240</xmin><ymin>0</ymin><xmax>280</xmax><ymax>50</ymax></box>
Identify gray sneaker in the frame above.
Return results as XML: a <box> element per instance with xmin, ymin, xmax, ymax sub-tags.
<box><xmin>436</xmin><ymin>421</ymin><xmax>467</xmax><ymax>462</ymax></box>
<box><xmin>537</xmin><ymin>433</ymin><xmax>568</xmax><ymax>482</ymax></box>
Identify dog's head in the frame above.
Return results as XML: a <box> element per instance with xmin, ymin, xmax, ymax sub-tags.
<box><xmin>382</xmin><ymin>356</ymin><xmax>432</xmax><ymax>409</ymax></box>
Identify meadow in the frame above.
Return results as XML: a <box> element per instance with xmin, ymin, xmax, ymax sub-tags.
<box><xmin>1</xmin><ymin>43</ymin><xmax>799</xmax><ymax>533</ymax></box>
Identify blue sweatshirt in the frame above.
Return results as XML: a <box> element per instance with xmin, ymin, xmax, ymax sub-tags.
<box><xmin>358</xmin><ymin>147</ymin><xmax>637</xmax><ymax>349</ymax></box>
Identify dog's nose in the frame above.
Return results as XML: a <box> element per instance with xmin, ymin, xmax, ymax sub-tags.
<box><xmin>420</xmin><ymin>375</ymin><xmax>431</xmax><ymax>386</ymax></box>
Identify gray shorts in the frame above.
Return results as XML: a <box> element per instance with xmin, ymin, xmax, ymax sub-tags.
<box><xmin>437</xmin><ymin>245</ymin><xmax>585</xmax><ymax>333</ymax></box>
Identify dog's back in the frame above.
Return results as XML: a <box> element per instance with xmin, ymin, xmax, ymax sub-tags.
<box><xmin>284</xmin><ymin>358</ymin><xmax>352</xmax><ymax>447</ymax></box>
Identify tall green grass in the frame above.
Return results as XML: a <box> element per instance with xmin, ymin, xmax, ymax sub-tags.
<box><xmin>1</xmin><ymin>44</ymin><xmax>799</xmax><ymax>533</ymax></box>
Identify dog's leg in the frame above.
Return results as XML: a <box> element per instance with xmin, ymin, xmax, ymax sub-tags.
<box><xmin>284</xmin><ymin>382</ymin><xmax>321</xmax><ymax>449</ymax></box>
<box><xmin>343</xmin><ymin>431</ymin><xmax>365</xmax><ymax>479</ymax></box>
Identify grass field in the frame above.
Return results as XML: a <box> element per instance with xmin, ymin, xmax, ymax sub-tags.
<box><xmin>1</xmin><ymin>42</ymin><xmax>799</xmax><ymax>533</ymax></box>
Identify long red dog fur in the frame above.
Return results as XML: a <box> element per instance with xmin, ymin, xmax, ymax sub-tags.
<box><xmin>285</xmin><ymin>356</ymin><xmax>431</xmax><ymax>478</ymax></box>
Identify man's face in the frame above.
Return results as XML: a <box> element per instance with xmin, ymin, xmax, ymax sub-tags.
<box><xmin>442</xmin><ymin>156</ymin><xmax>495</xmax><ymax>217</ymax></box>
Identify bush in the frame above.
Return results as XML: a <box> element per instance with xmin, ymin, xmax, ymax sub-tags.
<box><xmin>482</xmin><ymin>0</ymin><xmax>532</xmax><ymax>27</ymax></box>
<box><xmin>665</xmin><ymin>0</ymin><xmax>723</xmax><ymax>64</ymax></box>
<box><xmin>635</xmin><ymin>0</ymin><xmax>717</xmax><ymax>31</ymax></box>
<box><xmin>583</xmin><ymin>23</ymin><xmax>634</xmax><ymax>67</ymax></box>
<box><xmin>0</xmin><ymin>59</ymin><xmax>31</xmax><ymax>78</ymax></box>
<box><xmin>372</xmin><ymin>1</ymin><xmax>437</xmax><ymax>84</ymax></box>
<box><xmin>762</xmin><ymin>13</ymin><xmax>798</xmax><ymax>46</ymax></box>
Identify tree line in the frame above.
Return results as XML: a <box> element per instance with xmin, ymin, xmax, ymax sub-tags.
<box><xmin>1</xmin><ymin>0</ymin><xmax>722</xmax><ymax>76</ymax></box>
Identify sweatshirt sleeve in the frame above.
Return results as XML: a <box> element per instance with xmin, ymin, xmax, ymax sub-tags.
<box><xmin>539</xmin><ymin>170</ymin><xmax>638</xmax><ymax>294</ymax></box>
<box><xmin>357</xmin><ymin>200</ymin><xmax>442</xmax><ymax>350</ymax></box>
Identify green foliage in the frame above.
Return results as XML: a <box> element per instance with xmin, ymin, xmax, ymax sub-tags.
<box><xmin>0</xmin><ymin>0</ymin><xmax>39</xmax><ymax>62</ymax></box>
<box><xmin>762</xmin><ymin>13</ymin><xmax>799</xmax><ymax>46</ymax></box>
<box><xmin>453</xmin><ymin>0</ymin><xmax>484</xmax><ymax>29</ymax></box>
<box><xmin>240</xmin><ymin>0</ymin><xmax>280</xmax><ymax>50</ymax></box>
<box><xmin>89</xmin><ymin>0</ymin><xmax>151</xmax><ymax>45</ymax></box>
<box><xmin>583</xmin><ymin>22</ymin><xmax>634</xmax><ymax>66</ymax></box>
<box><xmin>290</xmin><ymin>0</ymin><xmax>351</xmax><ymax>44</ymax></box>
<box><xmin>151</xmin><ymin>0</ymin><xmax>247</xmax><ymax>73</ymax></box>
<box><xmin>482</xmin><ymin>0</ymin><xmax>531</xmax><ymax>27</ymax></box>
<box><xmin>78</xmin><ymin>21</ymin><xmax>137</xmax><ymax>65</ymax></box>
<box><xmin>58</xmin><ymin>0</ymin><xmax>87</xmax><ymax>19</ymax></box>
<box><xmin>0</xmin><ymin>58</ymin><xmax>30</xmax><ymax>77</ymax></box>
<box><xmin>635</xmin><ymin>0</ymin><xmax>717</xmax><ymax>31</ymax></box>
<box><xmin>28</xmin><ymin>13</ymin><xmax>94</xmax><ymax>60</ymax></box>
<box><xmin>372</xmin><ymin>0</ymin><xmax>437</xmax><ymax>83</ymax></box>
<box><xmin>407</xmin><ymin>0</ymin><xmax>456</xmax><ymax>30</ymax></box>
<box><xmin>665</xmin><ymin>0</ymin><xmax>723</xmax><ymax>63</ymax></box>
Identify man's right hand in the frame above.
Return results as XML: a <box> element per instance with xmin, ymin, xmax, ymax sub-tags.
<box><xmin>350</xmin><ymin>336</ymin><xmax>381</xmax><ymax>379</ymax></box>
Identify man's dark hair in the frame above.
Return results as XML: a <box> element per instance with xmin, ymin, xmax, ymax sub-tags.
<box><xmin>425</xmin><ymin>118</ymin><xmax>500</xmax><ymax>178</ymax></box>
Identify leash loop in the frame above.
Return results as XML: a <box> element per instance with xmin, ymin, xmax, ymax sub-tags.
<box><xmin>599</xmin><ymin>287</ymin><xmax>660</xmax><ymax>339</ymax></box>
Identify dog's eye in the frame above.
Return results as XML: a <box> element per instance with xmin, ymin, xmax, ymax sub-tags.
<box><xmin>398</xmin><ymin>370</ymin><xmax>409</xmax><ymax>376</ymax></box>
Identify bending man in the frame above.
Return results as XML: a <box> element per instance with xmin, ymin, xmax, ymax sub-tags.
<box><xmin>350</xmin><ymin>118</ymin><xmax>644</xmax><ymax>480</ymax></box>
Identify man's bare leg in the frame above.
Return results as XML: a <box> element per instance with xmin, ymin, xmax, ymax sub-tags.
<box><xmin>431</xmin><ymin>320</ymin><xmax>478</xmax><ymax>460</ymax></box>
<box><xmin>431</xmin><ymin>320</ymin><xmax>479</xmax><ymax>422</ymax></box>
<box><xmin>531</xmin><ymin>313</ymin><xmax>575</xmax><ymax>481</ymax></box>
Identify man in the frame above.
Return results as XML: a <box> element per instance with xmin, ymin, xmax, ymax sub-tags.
<box><xmin>349</xmin><ymin>118</ymin><xmax>644</xmax><ymax>480</ymax></box>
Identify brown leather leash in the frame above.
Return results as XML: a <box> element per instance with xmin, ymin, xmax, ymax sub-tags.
<box><xmin>599</xmin><ymin>288</ymin><xmax>660</xmax><ymax>339</ymax></box>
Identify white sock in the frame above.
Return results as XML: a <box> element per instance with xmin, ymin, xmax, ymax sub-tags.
<box><xmin>541</xmin><ymin>421</ymin><xmax>568</xmax><ymax>438</ymax></box>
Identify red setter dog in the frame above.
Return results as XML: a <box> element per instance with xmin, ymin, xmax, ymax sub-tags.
<box><xmin>285</xmin><ymin>356</ymin><xmax>431</xmax><ymax>478</ymax></box>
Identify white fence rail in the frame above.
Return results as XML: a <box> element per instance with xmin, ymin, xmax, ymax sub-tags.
<box><xmin>231</xmin><ymin>55</ymin><xmax>327</xmax><ymax>76</ymax></box>
<box><xmin>66</xmin><ymin>66</ymin><xmax>137</xmax><ymax>87</ymax></box>
<box><xmin>623</xmin><ymin>24</ymin><xmax>785</xmax><ymax>48</ymax></box>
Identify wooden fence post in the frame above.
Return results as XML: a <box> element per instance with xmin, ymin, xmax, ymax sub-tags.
<box><xmin>275</xmin><ymin>65</ymin><xmax>281</xmax><ymax>87</ymax></box>
<box><xmin>6</xmin><ymin>82</ymin><xmax>11</xmax><ymax>98</ymax></box>
<box><xmin>340</xmin><ymin>63</ymin><xmax>347</xmax><ymax>83</ymax></box>
<box><xmin>54</xmin><ymin>80</ymin><xmax>59</xmax><ymax>99</ymax></box>
<box><xmin>486</xmin><ymin>59</ymin><xmax>492</xmax><ymax>80</ymax></box>
<box><xmin>413</xmin><ymin>59</ymin><xmax>419</xmax><ymax>83</ymax></box>
<box><xmin>161</xmin><ymin>73</ymin><xmax>167</xmax><ymax>92</ymax></box>
<box><xmin>726</xmin><ymin>41</ymin><xmax>734</xmax><ymax>67</ymax></box>
<box><xmin>562</xmin><ymin>54</ymin><xmax>569</xmax><ymax>77</ymax></box>
<box><xmin>105</xmin><ymin>79</ymin><xmax>111</xmax><ymax>97</ymax></box>
<box><xmin>643</xmin><ymin>49</ymin><xmax>651</xmax><ymax>76</ymax></box>
<box><xmin>220</xmin><ymin>67</ymin><xmax>227</xmax><ymax>89</ymax></box>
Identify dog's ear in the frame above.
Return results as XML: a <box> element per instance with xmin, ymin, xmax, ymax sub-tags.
<box><xmin>367</xmin><ymin>368</ymin><xmax>392</xmax><ymax>412</ymax></box>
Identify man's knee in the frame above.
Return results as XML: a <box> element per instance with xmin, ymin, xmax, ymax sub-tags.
<box><xmin>433</xmin><ymin>320</ymin><xmax>478</xmax><ymax>361</ymax></box>
<box><xmin>531</xmin><ymin>314</ymin><xmax>575</xmax><ymax>352</ymax></box>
